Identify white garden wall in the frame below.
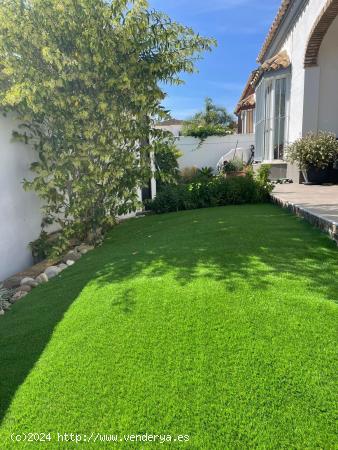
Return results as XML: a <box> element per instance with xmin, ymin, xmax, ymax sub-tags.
<box><xmin>318</xmin><ymin>15</ymin><xmax>338</xmax><ymax>135</ymax></box>
<box><xmin>265</xmin><ymin>0</ymin><xmax>326</xmax><ymax>143</ymax></box>
<box><xmin>0</xmin><ymin>114</ymin><xmax>149</xmax><ymax>282</ymax></box>
<box><xmin>176</xmin><ymin>134</ymin><xmax>255</xmax><ymax>170</ymax></box>
<box><xmin>0</xmin><ymin>115</ymin><xmax>43</xmax><ymax>281</ymax></box>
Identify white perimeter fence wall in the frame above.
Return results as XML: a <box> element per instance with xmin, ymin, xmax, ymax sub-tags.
<box><xmin>176</xmin><ymin>134</ymin><xmax>255</xmax><ymax>171</ymax></box>
<box><xmin>0</xmin><ymin>114</ymin><xmax>43</xmax><ymax>281</ymax></box>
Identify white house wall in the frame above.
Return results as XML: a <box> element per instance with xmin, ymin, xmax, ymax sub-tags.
<box><xmin>263</xmin><ymin>0</ymin><xmax>328</xmax><ymax>143</ymax></box>
<box><xmin>318</xmin><ymin>15</ymin><xmax>338</xmax><ymax>135</ymax></box>
<box><xmin>0</xmin><ymin>115</ymin><xmax>43</xmax><ymax>281</ymax></box>
<box><xmin>176</xmin><ymin>134</ymin><xmax>255</xmax><ymax>170</ymax></box>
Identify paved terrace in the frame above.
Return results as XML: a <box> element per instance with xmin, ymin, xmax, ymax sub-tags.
<box><xmin>272</xmin><ymin>184</ymin><xmax>338</xmax><ymax>242</ymax></box>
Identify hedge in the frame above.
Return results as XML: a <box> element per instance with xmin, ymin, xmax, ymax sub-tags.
<box><xmin>146</xmin><ymin>175</ymin><xmax>271</xmax><ymax>214</ymax></box>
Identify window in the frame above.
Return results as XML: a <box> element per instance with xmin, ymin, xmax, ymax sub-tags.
<box><xmin>255</xmin><ymin>74</ymin><xmax>290</xmax><ymax>161</ymax></box>
<box><xmin>255</xmin><ymin>82</ymin><xmax>264</xmax><ymax>161</ymax></box>
<box><xmin>240</xmin><ymin>110</ymin><xmax>255</xmax><ymax>134</ymax></box>
<box><xmin>273</xmin><ymin>78</ymin><xmax>286</xmax><ymax>160</ymax></box>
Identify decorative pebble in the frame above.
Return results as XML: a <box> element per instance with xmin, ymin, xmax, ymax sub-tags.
<box><xmin>44</xmin><ymin>266</ymin><xmax>61</xmax><ymax>279</ymax></box>
<box><xmin>63</xmin><ymin>251</ymin><xmax>81</xmax><ymax>263</ymax></box>
<box><xmin>66</xmin><ymin>260</ymin><xmax>75</xmax><ymax>266</ymax></box>
<box><xmin>2</xmin><ymin>301</ymin><xmax>11</xmax><ymax>311</ymax></box>
<box><xmin>12</xmin><ymin>291</ymin><xmax>28</xmax><ymax>301</ymax></box>
<box><xmin>20</xmin><ymin>277</ymin><xmax>38</xmax><ymax>287</ymax></box>
<box><xmin>36</xmin><ymin>273</ymin><xmax>48</xmax><ymax>284</ymax></box>
<box><xmin>16</xmin><ymin>285</ymin><xmax>31</xmax><ymax>293</ymax></box>
<box><xmin>78</xmin><ymin>245</ymin><xmax>94</xmax><ymax>255</ymax></box>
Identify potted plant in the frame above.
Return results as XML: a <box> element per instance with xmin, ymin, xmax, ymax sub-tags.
<box><xmin>285</xmin><ymin>132</ymin><xmax>338</xmax><ymax>184</ymax></box>
<box><xmin>222</xmin><ymin>158</ymin><xmax>246</xmax><ymax>177</ymax></box>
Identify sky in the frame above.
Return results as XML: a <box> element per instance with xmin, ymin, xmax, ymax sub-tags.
<box><xmin>149</xmin><ymin>0</ymin><xmax>281</xmax><ymax>119</ymax></box>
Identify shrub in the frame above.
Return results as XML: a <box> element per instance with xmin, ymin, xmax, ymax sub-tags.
<box><xmin>0</xmin><ymin>0</ymin><xmax>215</xmax><ymax>255</ymax></box>
<box><xmin>222</xmin><ymin>158</ymin><xmax>244</xmax><ymax>174</ymax></box>
<box><xmin>197</xmin><ymin>167</ymin><xmax>214</xmax><ymax>179</ymax></box>
<box><xmin>147</xmin><ymin>175</ymin><xmax>271</xmax><ymax>214</ymax></box>
<box><xmin>256</xmin><ymin>164</ymin><xmax>274</xmax><ymax>193</ymax></box>
<box><xmin>179</xmin><ymin>166</ymin><xmax>215</xmax><ymax>184</ymax></box>
<box><xmin>182</xmin><ymin>123</ymin><xmax>233</xmax><ymax>140</ymax></box>
<box><xmin>179</xmin><ymin>166</ymin><xmax>200</xmax><ymax>184</ymax></box>
<box><xmin>181</xmin><ymin>98</ymin><xmax>236</xmax><ymax>140</ymax></box>
<box><xmin>285</xmin><ymin>132</ymin><xmax>338</xmax><ymax>169</ymax></box>
<box><xmin>29</xmin><ymin>231</ymin><xmax>54</xmax><ymax>263</ymax></box>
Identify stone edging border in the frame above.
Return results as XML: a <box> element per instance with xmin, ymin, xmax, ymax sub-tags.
<box><xmin>0</xmin><ymin>243</ymin><xmax>94</xmax><ymax>316</ymax></box>
<box><xmin>271</xmin><ymin>194</ymin><xmax>338</xmax><ymax>244</ymax></box>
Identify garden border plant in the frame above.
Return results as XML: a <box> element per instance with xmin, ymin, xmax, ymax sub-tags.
<box><xmin>285</xmin><ymin>132</ymin><xmax>338</xmax><ymax>184</ymax></box>
<box><xmin>146</xmin><ymin>167</ymin><xmax>273</xmax><ymax>214</ymax></box>
<box><xmin>0</xmin><ymin>0</ymin><xmax>216</xmax><ymax>257</ymax></box>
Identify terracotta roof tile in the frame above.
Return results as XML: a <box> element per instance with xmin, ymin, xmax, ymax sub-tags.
<box><xmin>257</xmin><ymin>0</ymin><xmax>294</xmax><ymax>63</ymax></box>
<box><xmin>235</xmin><ymin>94</ymin><xmax>256</xmax><ymax>115</ymax></box>
<box><xmin>253</xmin><ymin>50</ymin><xmax>291</xmax><ymax>86</ymax></box>
<box><xmin>234</xmin><ymin>70</ymin><xmax>257</xmax><ymax>114</ymax></box>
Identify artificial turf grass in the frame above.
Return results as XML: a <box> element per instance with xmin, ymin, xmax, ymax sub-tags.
<box><xmin>0</xmin><ymin>204</ymin><xmax>337</xmax><ymax>449</ymax></box>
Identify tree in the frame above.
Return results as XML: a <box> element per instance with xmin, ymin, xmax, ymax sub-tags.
<box><xmin>0</xmin><ymin>0</ymin><xmax>215</xmax><ymax>253</ymax></box>
<box><xmin>182</xmin><ymin>97</ymin><xmax>236</xmax><ymax>140</ymax></box>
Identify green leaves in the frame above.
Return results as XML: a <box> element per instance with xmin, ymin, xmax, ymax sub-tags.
<box><xmin>182</xmin><ymin>97</ymin><xmax>236</xmax><ymax>139</ymax></box>
<box><xmin>285</xmin><ymin>132</ymin><xmax>338</xmax><ymax>170</ymax></box>
<box><xmin>0</xmin><ymin>0</ymin><xmax>215</xmax><ymax>253</ymax></box>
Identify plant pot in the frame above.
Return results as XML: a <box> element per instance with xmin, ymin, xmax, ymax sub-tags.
<box><xmin>225</xmin><ymin>171</ymin><xmax>247</xmax><ymax>178</ymax></box>
<box><xmin>302</xmin><ymin>166</ymin><xmax>331</xmax><ymax>185</ymax></box>
<box><xmin>330</xmin><ymin>162</ymin><xmax>338</xmax><ymax>183</ymax></box>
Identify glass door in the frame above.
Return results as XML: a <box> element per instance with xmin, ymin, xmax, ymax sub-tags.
<box><xmin>263</xmin><ymin>80</ymin><xmax>273</xmax><ymax>161</ymax></box>
<box><xmin>273</xmin><ymin>78</ymin><xmax>287</xmax><ymax>160</ymax></box>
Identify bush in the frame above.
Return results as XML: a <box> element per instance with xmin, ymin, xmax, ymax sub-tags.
<box><xmin>179</xmin><ymin>166</ymin><xmax>200</xmax><ymax>184</ymax></box>
<box><xmin>285</xmin><ymin>132</ymin><xmax>338</xmax><ymax>169</ymax></box>
<box><xmin>147</xmin><ymin>175</ymin><xmax>271</xmax><ymax>214</ymax></box>
<box><xmin>29</xmin><ymin>231</ymin><xmax>54</xmax><ymax>263</ymax></box>
<box><xmin>222</xmin><ymin>158</ymin><xmax>244</xmax><ymax>174</ymax></box>
<box><xmin>256</xmin><ymin>164</ymin><xmax>274</xmax><ymax>193</ymax></box>
<box><xmin>196</xmin><ymin>167</ymin><xmax>214</xmax><ymax>181</ymax></box>
<box><xmin>182</xmin><ymin>123</ymin><xmax>233</xmax><ymax>140</ymax></box>
<box><xmin>179</xmin><ymin>166</ymin><xmax>215</xmax><ymax>184</ymax></box>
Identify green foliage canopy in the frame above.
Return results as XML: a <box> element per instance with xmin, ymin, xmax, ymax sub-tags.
<box><xmin>285</xmin><ymin>132</ymin><xmax>338</xmax><ymax>170</ymax></box>
<box><xmin>182</xmin><ymin>97</ymin><xmax>236</xmax><ymax>139</ymax></box>
<box><xmin>0</xmin><ymin>0</ymin><xmax>215</xmax><ymax>251</ymax></box>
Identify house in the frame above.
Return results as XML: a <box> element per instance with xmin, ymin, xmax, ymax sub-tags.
<box><xmin>234</xmin><ymin>70</ymin><xmax>256</xmax><ymax>135</ymax></box>
<box><xmin>156</xmin><ymin>119</ymin><xmax>184</xmax><ymax>137</ymax></box>
<box><xmin>238</xmin><ymin>0</ymin><xmax>338</xmax><ymax>181</ymax></box>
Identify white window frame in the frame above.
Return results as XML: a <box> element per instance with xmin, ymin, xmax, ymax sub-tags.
<box><xmin>255</xmin><ymin>73</ymin><xmax>290</xmax><ymax>162</ymax></box>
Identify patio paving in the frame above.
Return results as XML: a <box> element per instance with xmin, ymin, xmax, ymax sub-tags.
<box><xmin>272</xmin><ymin>184</ymin><xmax>338</xmax><ymax>241</ymax></box>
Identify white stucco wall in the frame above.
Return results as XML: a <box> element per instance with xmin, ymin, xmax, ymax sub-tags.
<box><xmin>0</xmin><ymin>115</ymin><xmax>43</xmax><ymax>281</ymax></box>
<box><xmin>318</xmin><ymin>15</ymin><xmax>338</xmax><ymax>135</ymax></box>
<box><xmin>271</xmin><ymin>0</ymin><xmax>327</xmax><ymax>142</ymax></box>
<box><xmin>156</xmin><ymin>124</ymin><xmax>183</xmax><ymax>137</ymax></box>
<box><xmin>176</xmin><ymin>134</ymin><xmax>255</xmax><ymax>170</ymax></box>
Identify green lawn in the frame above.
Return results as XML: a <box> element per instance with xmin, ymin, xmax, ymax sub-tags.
<box><xmin>0</xmin><ymin>204</ymin><xmax>337</xmax><ymax>449</ymax></box>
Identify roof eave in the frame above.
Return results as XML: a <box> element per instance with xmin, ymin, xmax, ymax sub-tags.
<box><xmin>257</xmin><ymin>0</ymin><xmax>293</xmax><ymax>63</ymax></box>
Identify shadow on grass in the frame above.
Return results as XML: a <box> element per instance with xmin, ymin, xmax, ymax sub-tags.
<box><xmin>95</xmin><ymin>204</ymin><xmax>338</xmax><ymax>303</ymax></box>
<box><xmin>0</xmin><ymin>203</ymin><xmax>337</xmax><ymax>423</ymax></box>
<box><xmin>0</xmin><ymin>265</ymin><xmax>90</xmax><ymax>422</ymax></box>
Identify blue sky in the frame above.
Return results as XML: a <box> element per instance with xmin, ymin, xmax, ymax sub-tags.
<box><xmin>149</xmin><ymin>0</ymin><xmax>281</xmax><ymax>119</ymax></box>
